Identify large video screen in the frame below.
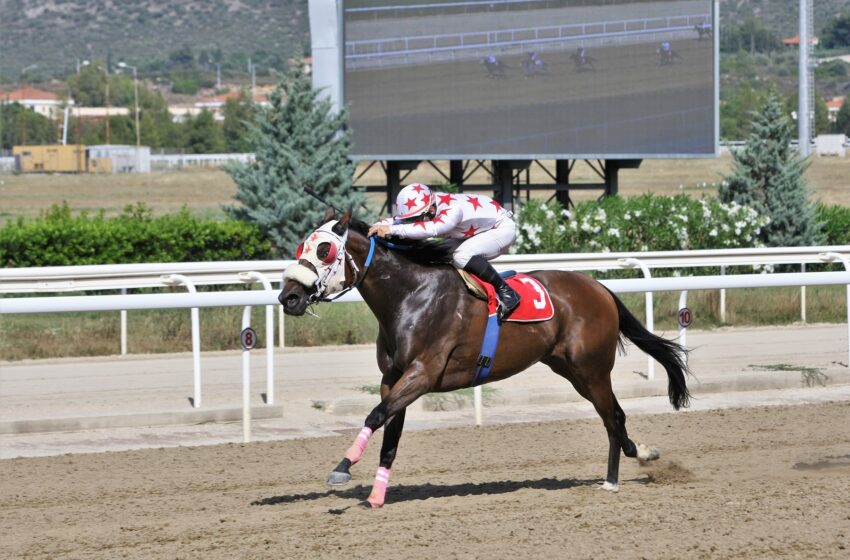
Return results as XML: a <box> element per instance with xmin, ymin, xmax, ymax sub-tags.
<box><xmin>343</xmin><ymin>0</ymin><xmax>716</xmax><ymax>159</ymax></box>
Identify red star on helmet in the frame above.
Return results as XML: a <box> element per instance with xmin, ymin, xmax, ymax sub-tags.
<box><xmin>490</xmin><ymin>199</ymin><xmax>502</xmax><ymax>211</ymax></box>
<box><xmin>462</xmin><ymin>224</ymin><xmax>479</xmax><ymax>237</ymax></box>
<box><xmin>411</xmin><ymin>184</ymin><xmax>426</xmax><ymax>193</ymax></box>
<box><xmin>310</xmin><ymin>233</ymin><xmax>318</xmax><ymax>241</ymax></box>
<box><xmin>404</xmin><ymin>196</ymin><xmax>419</xmax><ymax>209</ymax></box>
<box><xmin>304</xmin><ymin>245</ymin><xmax>312</xmax><ymax>254</ymax></box>
<box><xmin>432</xmin><ymin>216</ymin><xmax>444</xmax><ymax>225</ymax></box>
<box><xmin>438</xmin><ymin>209</ymin><xmax>449</xmax><ymax>217</ymax></box>
<box><xmin>437</xmin><ymin>193</ymin><xmax>454</xmax><ymax>206</ymax></box>
<box><xmin>413</xmin><ymin>221</ymin><xmax>427</xmax><ymax>229</ymax></box>
<box><xmin>467</xmin><ymin>196</ymin><xmax>482</xmax><ymax>211</ymax></box>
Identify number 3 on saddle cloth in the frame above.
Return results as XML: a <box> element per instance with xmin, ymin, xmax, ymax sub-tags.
<box><xmin>465</xmin><ymin>271</ymin><xmax>555</xmax><ymax>386</ymax></box>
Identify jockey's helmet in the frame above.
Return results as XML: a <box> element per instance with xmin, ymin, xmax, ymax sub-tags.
<box><xmin>394</xmin><ymin>183</ymin><xmax>435</xmax><ymax>220</ymax></box>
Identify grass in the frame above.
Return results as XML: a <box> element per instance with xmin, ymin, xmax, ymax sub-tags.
<box><xmin>2</xmin><ymin>154</ymin><xmax>849</xmax><ymax>227</ymax></box>
<box><xmin>1</xmin><ymin>286</ymin><xmax>845</xmax><ymax>361</ymax></box>
<box><xmin>748</xmin><ymin>363</ymin><xmax>830</xmax><ymax>387</ymax></box>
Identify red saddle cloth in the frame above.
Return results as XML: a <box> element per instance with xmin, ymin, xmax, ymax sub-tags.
<box><xmin>470</xmin><ymin>273</ymin><xmax>554</xmax><ymax>322</ymax></box>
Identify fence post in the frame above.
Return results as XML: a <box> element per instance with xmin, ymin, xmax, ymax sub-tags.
<box><xmin>801</xmin><ymin>262</ymin><xmax>807</xmax><ymax>323</ymax></box>
<box><xmin>239</xmin><ymin>271</ymin><xmax>275</xmax><ymax>406</ymax></box>
<box><xmin>241</xmin><ymin>305</ymin><xmax>253</xmax><ymax>443</ymax></box>
<box><xmin>819</xmin><ymin>252</ymin><xmax>850</xmax><ymax>367</ymax></box>
<box><xmin>619</xmin><ymin>258</ymin><xmax>654</xmax><ymax>380</ymax></box>
<box><xmin>161</xmin><ymin>274</ymin><xmax>202</xmax><ymax>408</ymax></box>
<box><xmin>720</xmin><ymin>265</ymin><xmax>726</xmax><ymax>323</ymax></box>
<box><xmin>120</xmin><ymin>288</ymin><xmax>128</xmax><ymax>355</ymax></box>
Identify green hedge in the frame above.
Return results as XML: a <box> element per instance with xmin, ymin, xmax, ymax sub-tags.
<box><xmin>817</xmin><ymin>203</ymin><xmax>850</xmax><ymax>245</ymax></box>
<box><xmin>1</xmin><ymin>203</ymin><xmax>275</xmax><ymax>267</ymax></box>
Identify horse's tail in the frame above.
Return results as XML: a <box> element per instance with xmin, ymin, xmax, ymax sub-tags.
<box><xmin>607</xmin><ymin>289</ymin><xmax>691</xmax><ymax>410</ymax></box>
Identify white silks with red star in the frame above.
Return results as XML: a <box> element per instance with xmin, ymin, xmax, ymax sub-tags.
<box><xmin>282</xmin><ymin>221</ymin><xmax>350</xmax><ymax>297</ymax></box>
<box><xmin>387</xmin><ymin>191</ymin><xmax>511</xmax><ymax>241</ymax></box>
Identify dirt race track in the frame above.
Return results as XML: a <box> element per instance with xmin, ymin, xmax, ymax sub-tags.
<box><xmin>2</xmin><ymin>401</ymin><xmax>849</xmax><ymax>559</ymax></box>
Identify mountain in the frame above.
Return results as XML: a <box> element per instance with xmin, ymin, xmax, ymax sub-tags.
<box><xmin>0</xmin><ymin>0</ymin><xmax>309</xmax><ymax>82</ymax></box>
<box><xmin>3</xmin><ymin>1</ymin><xmax>850</xmax><ymax>84</ymax></box>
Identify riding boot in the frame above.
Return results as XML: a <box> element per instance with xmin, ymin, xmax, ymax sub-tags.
<box><xmin>463</xmin><ymin>255</ymin><xmax>521</xmax><ymax>320</ymax></box>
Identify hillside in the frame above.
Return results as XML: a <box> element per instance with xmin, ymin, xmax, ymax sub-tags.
<box><xmin>721</xmin><ymin>0</ymin><xmax>850</xmax><ymax>39</ymax></box>
<box><xmin>0</xmin><ymin>0</ymin><xmax>309</xmax><ymax>82</ymax></box>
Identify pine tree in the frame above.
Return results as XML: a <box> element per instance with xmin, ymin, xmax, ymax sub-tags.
<box><xmin>223</xmin><ymin>66</ymin><xmax>365</xmax><ymax>257</ymax></box>
<box><xmin>719</xmin><ymin>91</ymin><xmax>821</xmax><ymax>247</ymax></box>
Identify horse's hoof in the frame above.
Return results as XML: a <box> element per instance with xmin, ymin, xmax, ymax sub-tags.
<box><xmin>599</xmin><ymin>481</ymin><xmax>620</xmax><ymax>493</ymax></box>
<box><xmin>636</xmin><ymin>443</ymin><xmax>660</xmax><ymax>461</ymax></box>
<box><xmin>326</xmin><ymin>470</ymin><xmax>352</xmax><ymax>487</ymax></box>
<box><xmin>358</xmin><ymin>499</ymin><xmax>383</xmax><ymax>509</ymax></box>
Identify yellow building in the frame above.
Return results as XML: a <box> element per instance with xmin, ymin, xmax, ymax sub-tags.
<box><xmin>13</xmin><ymin>145</ymin><xmax>86</xmax><ymax>173</ymax></box>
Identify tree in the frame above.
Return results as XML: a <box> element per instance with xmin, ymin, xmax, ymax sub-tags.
<box><xmin>182</xmin><ymin>110</ymin><xmax>225</xmax><ymax>154</ymax></box>
<box><xmin>821</xmin><ymin>13</ymin><xmax>850</xmax><ymax>49</ymax></box>
<box><xmin>0</xmin><ymin>104</ymin><xmax>57</xmax><ymax>149</ymax></box>
<box><xmin>719</xmin><ymin>92</ymin><xmax>821</xmax><ymax>248</ymax></box>
<box><xmin>223</xmin><ymin>65</ymin><xmax>366</xmax><ymax>257</ymax></box>
<box><xmin>834</xmin><ymin>97</ymin><xmax>850</xmax><ymax>136</ymax></box>
<box><xmin>222</xmin><ymin>89</ymin><xmax>255</xmax><ymax>152</ymax></box>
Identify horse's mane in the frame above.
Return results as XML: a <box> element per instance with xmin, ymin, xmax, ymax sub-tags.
<box><xmin>348</xmin><ymin>217</ymin><xmax>456</xmax><ymax>266</ymax></box>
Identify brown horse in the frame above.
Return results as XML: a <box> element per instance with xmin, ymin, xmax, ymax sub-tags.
<box><xmin>279</xmin><ymin>209</ymin><xmax>690</xmax><ymax>507</ymax></box>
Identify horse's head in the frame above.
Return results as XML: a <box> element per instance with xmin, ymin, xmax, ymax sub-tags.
<box><xmin>279</xmin><ymin>207</ymin><xmax>353</xmax><ymax>316</ymax></box>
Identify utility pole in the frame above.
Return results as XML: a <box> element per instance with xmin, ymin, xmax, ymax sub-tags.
<box><xmin>798</xmin><ymin>0</ymin><xmax>812</xmax><ymax>157</ymax></box>
<box><xmin>19</xmin><ymin>64</ymin><xmax>37</xmax><ymax>146</ymax></box>
<box><xmin>119</xmin><ymin>62</ymin><xmax>140</xmax><ymax>170</ymax></box>
<box><xmin>216</xmin><ymin>63</ymin><xmax>221</xmax><ymax>89</ymax></box>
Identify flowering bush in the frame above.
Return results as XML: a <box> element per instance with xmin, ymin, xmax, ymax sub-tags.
<box><xmin>514</xmin><ymin>194</ymin><xmax>769</xmax><ymax>254</ymax></box>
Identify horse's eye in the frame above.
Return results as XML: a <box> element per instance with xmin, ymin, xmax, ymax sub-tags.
<box><xmin>316</xmin><ymin>242</ymin><xmax>338</xmax><ymax>265</ymax></box>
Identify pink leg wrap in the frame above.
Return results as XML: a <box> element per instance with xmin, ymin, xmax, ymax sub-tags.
<box><xmin>367</xmin><ymin>467</ymin><xmax>391</xmax><ymax>508</ymax></box>
<box><xmin>343</xmin><ymin>426</ymin><xmax>373</xmax><ymax>464</ymax></box>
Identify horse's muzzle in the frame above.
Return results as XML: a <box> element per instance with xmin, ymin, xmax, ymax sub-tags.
<box><xmin>279</xmin><ymin>289</ymin><xmax>309</xmax><ymax>316</ymax></box>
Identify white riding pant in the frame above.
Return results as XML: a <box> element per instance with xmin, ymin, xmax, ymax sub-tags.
<box><xmin>451</xmin><ymin>219</ymin><xmax>517</xmax><ymax>268</ymax></box>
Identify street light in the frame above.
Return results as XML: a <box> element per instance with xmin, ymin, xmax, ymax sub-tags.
<box><xmin>118</xmin><ymin>62</ymin><xmax>141</xmax><ymax>165</ymax></box>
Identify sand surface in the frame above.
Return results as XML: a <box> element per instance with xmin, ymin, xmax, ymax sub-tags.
<box><xmin>2</xmin><ymin>400</ymin><xmax>849</xmax><ymax>559</ymax></box>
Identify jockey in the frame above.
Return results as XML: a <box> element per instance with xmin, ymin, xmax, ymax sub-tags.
<box><xmin>368</xmin><ymin>183</ymin><xmax>521</xmax><ymax>319</ymax></box>
<box><xmin>486</xmin><ymin>54</ymin><xmax>498</xmax><ymax>65</ymax></box>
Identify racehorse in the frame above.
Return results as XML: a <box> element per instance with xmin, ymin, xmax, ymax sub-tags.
<box><xmin>570</xmin><ymin>49</ymin><xmax>596</xmax><ymax>72</ymax></box>
<box><xmin>694</xmin><ymin>22</ymin><xmax>712</xmax><ymax>40</ymax></box>
<box><xmin>523</xmin><ymin>52</ymin><xmax>547</xmax><ymax>78</ymax></box>
<box><xmin>481</xmin><ymin>55</ymin><xmax>508</xmax><ymax>78</ymax></box>
<box><xmin>657</xmin><ymin>46</ymin><xmax>681</xmax><ymax>66</ymax></box>
<box><xmin>280</xmin><ymin>209</ymin><xmax>691</xmax><ymax>508</ymax></box>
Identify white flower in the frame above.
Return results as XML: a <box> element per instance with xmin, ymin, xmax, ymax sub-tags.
<box><xmin>607</xmin><ymin>227</ymin><xmax>620</xmax><ymax>237</ymax></box>
<box><xmin>709</xmin><ymin>228</ymin><xmax>718</xmax><ymax>237</ymax></box>
<box><xmin>624</xmin><ymin>212</ymin><xmax>632</xmax><ymax>220</ymax></box>
<box><xmin>634</xmin><ymin>210</ymin><xmax>642</xmax><ymax>217</ymax></box>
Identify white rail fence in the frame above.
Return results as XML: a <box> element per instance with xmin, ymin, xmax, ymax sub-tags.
<box><xmin>2</xmin><ymin>247</ymin><xmax>849</xmax><ymax>430</ymax></box>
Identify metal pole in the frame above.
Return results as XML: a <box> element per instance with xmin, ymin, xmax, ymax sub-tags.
<box><xmin>120</xmin><ymin>288</ymin><xmax>127</xmax><ymax>355</ymax></box>
<box><xmin>720</xmin><ymin>265</ymin><xmax>726</xmax><ymax>323</ymax></box>
<box><xmin>801</xmin><ymin>262</ymin><xmax>807</xmax><ymax>323</ymax></box>
<box><xmin>620</xmin><ymin>258</ymin><xmax>655</xmax><ymax>379</ymax></box>
<box><xmin>239</xmin><ymin>272</ymin><xmax>275</xmax><ymax>406</ymax></box>
<box><xmin>132</xmin><ymin>67</ymin><xmax>140</xmax><ymax>170</ymax></box>
<box><xmin>161</xmin><ymin>274</ymin><xmax>202</xmax><ymax>407</ymax></box>
<box><xmin>678</xmin><ymin>290</ymin><xmax>688</xmax><ymax>352</ymax></box>
<box><xmin>820</xmin><ymin>252</ymin><xmax>850</xmax><ymax>367</ymax></box>
<box><xmin>798</xmin><ymin>0</ymin><xmax>811</xmax><ymax>157</ymax></box>
<box><xmin>242</xmin><ymin>305</ymin><xmax>252</xmax><ymax>443</ymax></box>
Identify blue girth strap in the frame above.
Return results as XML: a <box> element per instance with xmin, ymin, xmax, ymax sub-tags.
<box><xmin>473</xmin><ymin>313</ymin><xmax>500</xmax><ymax>386</ymax></box>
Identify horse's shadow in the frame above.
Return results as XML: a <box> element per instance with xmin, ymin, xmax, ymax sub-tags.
<box><xmin>251</xmin><ymin>476</ymin><xmax>641</xmax><ymax>507</ymax></box>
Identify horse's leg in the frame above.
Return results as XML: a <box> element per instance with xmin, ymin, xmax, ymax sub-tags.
<box><xmin>327</xmin><ymin>360</ymin><xmax>432</xmax><ymax>492</ymax></box>
<box><xmin>544</xmin><ymin>356</ymin><xmax>653</xmax><ymax>492</ymax></box>
<box><xmin>364</xmin><ymin>406</ymin><xmax>406</xmax><ymax>508</ymax></box>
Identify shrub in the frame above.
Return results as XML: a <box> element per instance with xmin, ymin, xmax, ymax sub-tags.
<box><xmin>0</xmin><ymin>203</ymin><xmax>274</xmax><ymax>267</ymax></box>
<box><xmin>816</xmin><ymin>203</ymin><xmax>850</xmax><ymax>245</ymax></box>
<box><xmin>514</xmin><ymin>194</ymin><xmax>769</xmax><ymax>255</ymax></box>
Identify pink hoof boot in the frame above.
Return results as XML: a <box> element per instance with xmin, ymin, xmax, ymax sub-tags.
<box><xmin>344</xmin><ymin>427</ymin><xmax>373</xmax><ymax>465</ymax></box>
<box><xmin>366</xmin><ymin>467</ymin><xmax>391</xmax><ymax>508</ymax></box>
